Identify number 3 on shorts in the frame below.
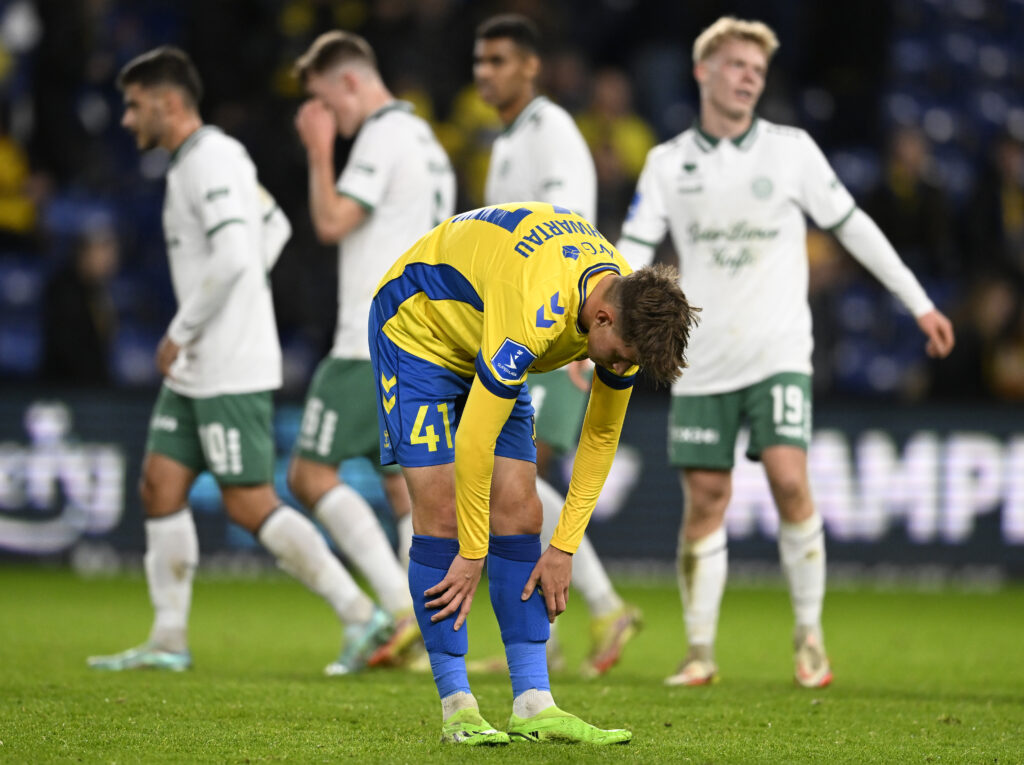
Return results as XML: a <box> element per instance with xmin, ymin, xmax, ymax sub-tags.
<box><xmin>410</xmin><ymin>403</ymin><xmax>454</xmax><ymax>452</ymax></box>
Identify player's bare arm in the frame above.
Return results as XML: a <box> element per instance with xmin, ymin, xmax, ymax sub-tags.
<box><xmin>155</xmin><ymin>334</ymin><xmax>181</xmax><ymax>378</ymax></box>
<box><xmin>916</xmin><ymin>309</ymin><xmax>956</xmax><ymax>358</ymax></box>
<box><xmin>294</xmin><ymin>99</ymin><xmax>366</xmax><ymax>243</ymax></box>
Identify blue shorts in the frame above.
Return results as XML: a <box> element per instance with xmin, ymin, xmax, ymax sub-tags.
<box><xmin>370</xmin><ymin>329</ymin><xmax>536</xmax><ymax>468</ymax></box>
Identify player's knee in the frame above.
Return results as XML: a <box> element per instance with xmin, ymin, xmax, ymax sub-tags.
<box><xmin>684</xmin><ymin>472</ymin><xmax>731</xmax><ymax>520</ymax></box>
<box><xmin>139</xmin><ymin>470</ymin><xmax>183</xmax><ymax>517</ymax></box>
<box><xmin>491</xmin><ymin>489</ymin><xmax>542</xmax><ymax>535</ymax></box>
<box><xmin>769</xmin><ymin>473</ymin><xmax>811</xmax><ymax>516</ymax></box>
<box><xmin>285</xmin><ymin>457</ymin><xmax>310</xmax><ymax>505</ymax></box>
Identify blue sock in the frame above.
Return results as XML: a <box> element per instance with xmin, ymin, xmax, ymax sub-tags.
<box><xmin>408</xmin><ymin>535</ymin><xmax>470</xmax><ymax>699</ymax></box>
<box><xmin>488</xmin><ymin>534</ymin><xmax>550</xmax><ymax>697</ymax></box>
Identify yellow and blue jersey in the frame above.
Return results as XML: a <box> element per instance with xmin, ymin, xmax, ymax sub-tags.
<box><xmin>370</xmin><ymin>202</ymin><xmax>637</xmax><ymax>558</ymax></box>
<box><xmin>373</xmin><ymin>202</ymin><xmax>636</xmax><ymax>394</ymax></box>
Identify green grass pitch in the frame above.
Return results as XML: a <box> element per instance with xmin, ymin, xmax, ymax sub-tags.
<box><xmin>2</xmin><ymin>566</ymin><xmax>1022</xmax><ymax>763</ymax></box>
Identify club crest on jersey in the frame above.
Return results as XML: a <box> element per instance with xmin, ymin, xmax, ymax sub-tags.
<box><xmin>491</xmin><ymin>339</ymin><xmax>536</xmax><ymax>382</ymax></box>
<box><xmin>752</xmin><ymin>176</ymin><xmax>773</xmax><ymax>199</ymax></box>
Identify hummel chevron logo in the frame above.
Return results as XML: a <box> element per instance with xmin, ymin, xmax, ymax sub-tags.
<box><xmin>381</xmin><ymin>374</ymin><xmax>397</xmax><ymax>413</ymax></box>
<box><xmin>535</xmin><ymin>292</ymin><xmax>565</xmax><ymax>328</ymax></box>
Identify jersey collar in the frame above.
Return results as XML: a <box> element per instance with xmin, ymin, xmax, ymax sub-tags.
<box><xmin>504</xmin><ymin>95</ymin><xmax>549</xmax><ymax>136</ymax></box>
<box><xmin>575</xmin><ymin>263</ymin><xmax>622</xmax><ymax>334</ymax></box>
<box><xmin>366</xmin><ymin>100</ymin><xmax>414</xmax><ymax>123</ymax></box>
<box><xmin>692</xmin><ymin>116</ymin><xmax>760</xmax><ymax>153</ymax></box>
<box><xmin>169</xmin><ymin>125</ymin><xmax>219</xmax><ymax>167</ymax></box>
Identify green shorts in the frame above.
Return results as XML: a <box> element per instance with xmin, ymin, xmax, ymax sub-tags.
<box><xmin>530</xmin><ymin>368</ymin><xmax>588</xmax><ymax>454</ymax></box>
<box><xmin>294</xmin><ymin>357</ymin><xmax>400</xmax><ymax>473</ymax></box>
<box><xmin>668</xmin><ymin>372</ymin><xmax>812</xmax><ymax>470</ymax></box>
<box><xmin>145</xmin><ymin>385</ymin><xmax>275</xmax><ymax>485</ymax></box>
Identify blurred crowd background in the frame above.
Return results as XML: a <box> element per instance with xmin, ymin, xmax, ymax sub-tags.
<box><xmin>1</xmin><ymin>0</ymin><xmax>1023</xmax><ymax>403</ymax></box>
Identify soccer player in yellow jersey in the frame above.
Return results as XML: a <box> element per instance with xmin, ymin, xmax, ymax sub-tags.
<box><xmin>369</xmin><ymin>201</ymin><xmax>697</xmax><ymax>745</ymax></box>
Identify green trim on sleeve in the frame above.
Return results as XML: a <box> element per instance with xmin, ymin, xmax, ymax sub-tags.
<box><xmin>262</xmin><ymin>204</ymin><xmax>279</xmax><ymax>223</ymax></box>
<box><xmin>338</xmin><ymin>190</ymin><xmax>375</xmax><ymax>212</ymax></box>
<box><xmin>824</xmin><ymin>204</ymin><xmax>857</xmax><ymax>232</ymax></box>
<box><xmin>205</xmin><ymin>218</ymin><xmax>245</xmax><ymax>238</ymax></box>
<box><xmin>622</xmin><ymin>233</ymin><xmax>659</xmax><ymax>248</ymax></box>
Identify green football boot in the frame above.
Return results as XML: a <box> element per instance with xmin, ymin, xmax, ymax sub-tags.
<box><xmin>87</xmin><ymin>643</ymin><xmax>192</xmax><ymax>672</ymax></box>
<box><xmin>440</xmin><ymin>708</ymin><xmax>511</xmax><ymax>745</ymax></box>
<box><xmin>507</xmin><ymin>705</ymin><xmax>632</xmax><ymax>745</ymax></box>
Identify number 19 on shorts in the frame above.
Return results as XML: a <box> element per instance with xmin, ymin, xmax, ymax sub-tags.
<box><xmin>770</xmin><ymin>383</ymin><xmax>811</xmax><ymax>441</ymax></box>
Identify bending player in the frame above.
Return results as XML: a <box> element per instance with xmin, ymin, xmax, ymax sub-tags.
<box><xmin>369</xmin><ymin>201</ymin><xmax>697</xmax><ymax>744</ymax></box>
<box><xmin>474</xmin><ymin>13</ymin><xmax>641</xmax><ymax>678</ymax></box>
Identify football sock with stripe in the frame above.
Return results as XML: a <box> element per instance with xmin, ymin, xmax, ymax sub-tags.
<box><xmin>677</xmin><ymin>525</ymin><xmax>728</xmax><ymax>650</ymax></box>
<box><xmin>778</xmin><ymin>512</ymin><xmax>826</xmax><ymax>629</ymax></box>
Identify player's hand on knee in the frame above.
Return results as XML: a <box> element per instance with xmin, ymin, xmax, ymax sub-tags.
<box><xmin>523</xmin><ymin>546</ymin><xmax>573</xmax><ymax>623</ymax></box>
<box><xmin>424</xmin><ymin>554</ymin><xmax>485</xmax><ymax>630</ymax></box>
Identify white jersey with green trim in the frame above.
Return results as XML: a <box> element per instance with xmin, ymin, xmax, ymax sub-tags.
<box><xmin>162</xmin><ymin>125</ymin><xmax>283</xmax><ymax>397</ymax></box>
<box><xmin>333</xmin><ymin>101</ymin><xmax>455</xmax><ymax>359</ymax></box>
<box><xmin>484</xmin><ymin>95</ymin><xmax>596</xmax><ymax>223</ymax></box>
<box><xmin>619</xmin><ymin>118</ymin><xmax>859</xmax><ymax>396</ymax></box>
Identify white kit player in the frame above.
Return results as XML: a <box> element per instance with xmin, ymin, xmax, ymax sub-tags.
<box><xmin>617</xmin><ymin>17</ymin><xmax>955</xmax><ymax>687</ymax></box>
<box><xmin>89</xmin><ymin>46</ymin><xmax>396</xmax><ymax>674</ymax></box>
<box><xmin>288</xmin><ymin>31</ymin><xmax>456</xmax><ymax>670</ymax></box>
<box><xmin>474</xmin><ymin>13</ymin><xmax>640</xmax><ymax>678</ymax></box>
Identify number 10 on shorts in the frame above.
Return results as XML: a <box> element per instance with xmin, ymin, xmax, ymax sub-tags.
<box><xmin>410</xmin><ymin>403</ymin><xmax>454</xmax><ymax>452</ymax></box>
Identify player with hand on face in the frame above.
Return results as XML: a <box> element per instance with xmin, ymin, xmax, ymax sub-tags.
<box><xmin>618</xmin><ymin>16</ymin><xmax>955</xmax><ymax>688</ymax></box>
<box><xmin>288</xmin><ymin>31</ymin><xmax>456</xmax><ymax>673</ymax></box>
<box><xmin>370</xmin><ymin>202</ymin><xmax>698</xmax><ymax>744</ymax></box>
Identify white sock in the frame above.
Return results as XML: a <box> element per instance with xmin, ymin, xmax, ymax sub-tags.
<box><xmin>512</xmin><ymin>688</ymin><xmax>556</xmax><ymax>718</ymax></box>
<box><xmin>258</xmin><ymin>505</ymin><xmax>373</xmax><ymax>625</ymax></box>
<box><xmin>144</xmin><ymin>509</ymin><xmax>198</xmax><ymax>653</ymax></box>
<box><xmin>677</xmin><ymin>525</ymin><xmax>727</xmax><ymax>650</ymax></box>
<box><xmin>778</xmin><ymin>512</ymin><xmax>826</xmax><ymax>629</ymax></box>
<box><xmin>395</xmin><ymin>513</ymin><xmax>413</xmax><ymax>571</ymax></box>
<box><xmin>440</xmin><ymin>691</ymin><xmax>478</xmax><ymax>721</ymax></box>
<box><xmin>314</xmin><ymin>484</ymin><xmax>411</xmax><ymax>614</ymax></box>
<box><xmin>537</xmin><ymin>476</ymin><xmax>621</xmax><ymax>617</ymax></box>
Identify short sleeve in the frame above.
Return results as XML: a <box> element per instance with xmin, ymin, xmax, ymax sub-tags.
<box><xmin>619</xmin><ymin>149</ymin><xmax>669</xmax><ymax>250</ymax></box>
<box><xmin>337</xmin><ymin>125</ymin><xmax>396</xmax><ymax>212</ymax></box>
<box><xmin>797</xmin><ymin>130</ymin><xmax>857</xmax><ymax>230</ymax></box>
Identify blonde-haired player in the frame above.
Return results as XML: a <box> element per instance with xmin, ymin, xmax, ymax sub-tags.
<box><xmin>618</xmin><ymin>16</ymin><xmax>955</xmax><ymax>687</ymax></box>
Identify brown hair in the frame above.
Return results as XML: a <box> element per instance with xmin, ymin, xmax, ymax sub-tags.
<box><xmin>612</xmin><ymin>264</ymin><xmax>700</xmax><ymax>385</ymax></box>
<box><xmin>692</xmin><ymin>16</ymin><xmax>779</xmax><ymax>64</ymax></box>
<box><xmin>293</xmin><ymin>30</ymin><xmax>377</xmax><ymax>83</ymax></box>
<box><xmin>117</xmin><ymin>46</ymin><xmax>203</xmax><ymax>108</ymax></box>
